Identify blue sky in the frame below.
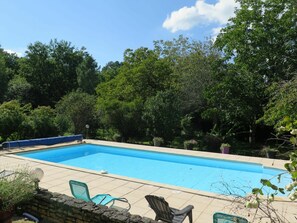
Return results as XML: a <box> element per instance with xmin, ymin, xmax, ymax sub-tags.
<box><xmin>0</xmin><ymin>0</ymin><xmax>238</xmax><ymax>67</ymax></box>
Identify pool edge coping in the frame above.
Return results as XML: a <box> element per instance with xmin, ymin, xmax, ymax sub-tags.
<box><xmin>3</xmin><ymin>139</ymin><xmax>287</xmax><ymax>170</ymax></box>
<box><xmin>4</xmin><ymin>152</ymin><xmax>292</xmax><ymax>203</ymax></box>
<box><xmin>2</xmin><ymin>139</ymin><xmax>291</xmax><ymax>201</ymax></box>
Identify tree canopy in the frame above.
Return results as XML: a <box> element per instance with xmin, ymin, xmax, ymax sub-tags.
<box><xmin>55</xmin><ymin>91</ymin><xmax>98</xmax><ymax>134</ymax></box>
<box><xmin>0</xmin><ymin>1</ymin><xmax>296</xmax><ymax>155</ymax></box>
<box><xmin>96</xmin><ymin>47</ymin><xmax>173</xmax><ymax>139</ymax></box>
<box><xmin>216</xmin><ymin>0</ymin><xmax>297</xmax><ymax>82</ymax></box>
<box><xmin>19</xmin><ymin>40</ymin><xmax>98</xmax><ymax>106</ymax></box>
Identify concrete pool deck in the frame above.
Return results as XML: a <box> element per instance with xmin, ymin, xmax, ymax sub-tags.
<box><xmin>1</xmin><ymin>140</ymin><xmax>297</xmax><ymax>222</ymax></box>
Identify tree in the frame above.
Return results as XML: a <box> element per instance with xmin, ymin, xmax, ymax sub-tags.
<box><xmin>49</xmin><ymin>39</ymin><xmax>84</xmax><ymax>96</ymax></box>
<box><xmin>215</xmin><ymin>0</ymin><xmax>297</xmax><ymax>82</ymax></box>
<box><xmin>261</xmin><ymin>75</ymin><xmax>297</xmax><ymax>130</ymax></box>
<box><xmin>121</xmin><ymin>48</ymin><xmax>173</xmax><ymax>99</ymax></box>
<box><xmin>76</xmin><ymin>53</ymin><xmax>99</xmax><ymax>94</ymax></box>
<box><xmin>0</xmin><ymin>100</ymin><xmax>31</xmax><ymax>142</ymax></box>
<box><xmin>154</xmin><ymin>35</ymin><xmax>201</xmax><ymax>64</ymax></box>
<box><xmin>0</xmin><ymin>47</ymin><xmax>20</xmax><ymax>103</ymax></box>
<box><xmin>2</xmin><ymin>49</ymin><xmax>20</xmax><ymax>79</ymax></box>
<box><xmin>19</xmin><ymin>41</ymin><xmax>53</xmax><ymax>106</ymax></box>
<box><xmin>98</xmin><ymin>98</ymin><xmax>144</xmax><ymax>139</ymax></box>
<box><xmin>154</xmin><ymin>36</ymin><xmax>221</xmax><ymax>121</ymax></box>
<box><xmin>26</xmin><ymin>106</ymin><xmax>58</xmax><ymax>138</ymax></box>
<box><xmin>19</xmin><ymin>40</ymin><xmax>86</xmax><ymax>106</ymax></box>
<box><xmin>0</xmin><ymin>49</ymin><xmax>9</xmax><ymax>103</ymax></box>
<box><xmin>207</xmin><ymin>0</ymin><xmax>297</xmax><ymax>140</ymax></box>
<box><xmin>5</xmin><ymin>75</ymin><xmax>32</xmax><ymax>103</ymax></box>
<box><xmin>203</xmin><ymin>65</ymin><xmax>265</xmax><ymax>140</ymax></box>
<box><xmin>55</xmin><ymin>92</ymin><xmax>98</xmax><ymax>135</ymax></box>
<box><xmin>99</xmin><ymin>61</ymin><xmax>122</xmax><ymax>83</ymax></box>
<box><xmin>96</xmin><ymin>47</ymin><xmax>173</xmax><ymax>139</ymax></box>
<box><xmin>175</xmin><ymin>42</ymin><xmax>218</xmax><ymax>114</ymax></box>
<box><xmin>142</xmin><ymin>90</ymin><xmax>180</xmax><ymax>140</ymax></box>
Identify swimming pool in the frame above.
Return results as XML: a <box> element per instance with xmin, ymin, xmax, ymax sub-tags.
<box><xmin>17</xmin><ymin>144</ymin><xmax>289</xmax><ymax>196</ymax></box>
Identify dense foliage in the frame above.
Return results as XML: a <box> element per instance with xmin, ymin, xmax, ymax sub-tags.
<box><xmin>0</xmin><ymin>169</ymin><xmax>36</xmax><ymax>211</ymax></box>
<box><xmin>0</xmin><ymin>0</ymin><xmax>296</xmax><ymax>156</ymax></box>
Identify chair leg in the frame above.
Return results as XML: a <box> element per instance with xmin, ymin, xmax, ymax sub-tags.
<box><xmin>109</xmin><ymin>200</ymin><xmax>115</xmax><ymax>208</ymax></box>
<box><xmin>187</xmin><ymin>211</ymin><xmax>193</xmax><ymax>223</ymax></box>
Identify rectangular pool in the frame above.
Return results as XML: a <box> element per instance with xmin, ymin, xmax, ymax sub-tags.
<box><xmin>17</xmin><ymin>144</ymin><xmax>289</xmax><ymax>196</ymax></box>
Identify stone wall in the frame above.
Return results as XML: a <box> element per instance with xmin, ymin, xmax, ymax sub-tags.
<box><xmin>21</xmin><ymin>189</ymin><xmax>156</xmax><ymax>223</ymax></box>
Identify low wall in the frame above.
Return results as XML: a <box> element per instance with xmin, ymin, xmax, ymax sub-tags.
<box><xmin>21</xmin><ymin>189</ymin><xmax>156</xmax><ymax>223</ymax></box>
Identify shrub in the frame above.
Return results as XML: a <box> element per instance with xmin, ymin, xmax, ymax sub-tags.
<box><xmin>260</xmin><ymin>146</ymin><xmax>279</xmax><ymax>158</ymax></box>
<box><xmin>204</xmin><ymin>134</ymin><xmax>222</xmax><ymax>152</ymax></box>
<box><xmin>153</xmin><ymin>137</ymin><xmax>164</xmax><ymax>146</ymax></box>
<box><xmin>184</xmin><ymin>139</ymin><xmax>198</xmax><ymax>150</ymax></box>
<box><xmin>112</xmin><ymin>133</ymin><xmax>122</xmax><ymax>142</ymax></box>
<box><xmin>0</xmin><ymin>170</ymin><xmax>36</xmax><ymax>212</ymax></box>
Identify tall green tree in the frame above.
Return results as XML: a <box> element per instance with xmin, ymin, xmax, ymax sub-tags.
<box><xmin>0</xmin><ymin>100</ymin><xmax>31</xmax><ymax>142</ymax></box>
<box><xmin>5</xmin><ymin>75</ymin><xmax>32</xmax><ymax>103</ymax></box>
<box><xmin>142</xmin><ymin>90</ymin><xmax>180</xmax><ymax>140</ymax></box>
<box><xmin>122</xmin><ymin>48</ymin><xmax>173</xmax><ymax>99</ymax></box>
<box><xmin>154</xmin><ymin>37</ymin><xmax>219</xmax><ymax>113</ymax></box>
<box><xmin>154</xmin><ymin>35</ymin><xmax>201</xmax><ymax>65</ymax></box>
<box><xmin>2</xmin><ymin>49</ymin><xmax>20</xmax><ymax>79</ymax></box>
<box><xmin>261</xmin><ymin>75</ymin><xmax>297</xmax><ymax>130</ymax></box>
<box><xmin>97</xmin><ymin>48</ymin><xmax>173</xmax><ymax>139</ymax></box>
<box><xmin>203</xmin><ymin>65</ymin><xmax>265</xmax><ymax>138</ymax></box>
<box><xmin>76</xmin><ymin>53</ymin><xmax>99</xmax><ymax>94</ymax></box>
<box><xmin>154</xmin><ymin>36</ymin><xmax>220</xmax><ymax>138</ymax></box>
<box><xmin>19</xmin><ymin>40</ymin><xmax>87</xmax><ymax>106</ymax></box>
<box><xmin>0</xmin><ymin>48</ymin><xmax>18</xmax><ymax>102</ymax></box>
<box><xmin>215</xmin><ymin>0</ymin><xmax>297</xmax><ymax>82</ymax></box>
<box><xmin>99</xmin><ymin>61</ymin><xmax>122</xmax><ymax>83</ymax></box>
<box><xmin>19</xmin><ymin>42</ymin><xmax>53</xmax><ymax>106</ymax></box>
<box><xmin>49</xmin><ymin>40</ymin><xmax>84</xmax><ymax>95</ymax></box>
<box><xmin>98</xmin><ymin>98</ymin><xmax>143</xmax><ymax>139</ymax></box>
<box><xmin>26</xmin><ymin>106</ymin><xmax>58</xmax><ymax>138</ymax></box>
<box><xmin>55</xmin><ymin>92</ymin><xmax>98</xmax><ymax>135</ymax></box>
<box><xmin>0</xmin><ymin>50</ymin><xmax>9</xmax><ymax>103</ymax></box>
<box><xmin>207</xmin><ymin>0</ymin><xmax>297</xmax><ymax>139</ymax></box>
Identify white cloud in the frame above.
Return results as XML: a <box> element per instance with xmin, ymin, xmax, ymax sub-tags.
<box><xmin>212</xmin><ymin>27</ymin><xmax>222</xmax><ymax>36</ymax></box>
<box><xmin>211</xmin><ymin>26</ymin><xmax>222</xmax><ymax>41</ymax></box>
<box><xmin>4</xmin><ymin>49</ymin><xmax>23</xmax><ymax>57</ymax></box>
<box><xmin>163</xmin><ymin>0</ymin><xmax>239</xmax><ymax>33</ymax></box>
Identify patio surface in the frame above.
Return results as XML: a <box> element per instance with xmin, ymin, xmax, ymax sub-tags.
<box><xmin>1</xmin><ymin>140</ymin><xmax>297</xmax><ymax>222</ymax></box>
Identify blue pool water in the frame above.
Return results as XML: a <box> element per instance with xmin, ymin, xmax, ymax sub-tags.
<box><xmin>17</xmin><ymin>144</ymin><xmax>290</xmax><ymax>196</ymax></box>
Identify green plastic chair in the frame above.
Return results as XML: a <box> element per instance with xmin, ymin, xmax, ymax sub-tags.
<box><xmin>69</xmin><ymin>180</ymin><xmax>130</xmax><ymax>210</ymax></box>
<box><xmin>213</xmin><ymin>212</ymin><xmax>248</xmax><ymax>223</ymax></box>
